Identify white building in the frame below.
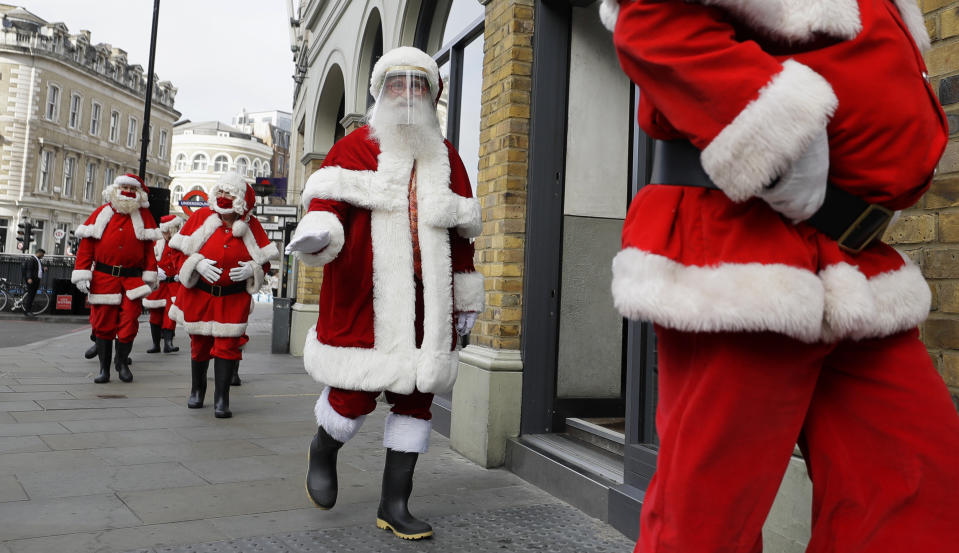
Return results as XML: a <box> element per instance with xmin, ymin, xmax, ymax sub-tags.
<box><xmin>168</xmin><ymin>120</ymin><xmax>273</xmax><ymax>216</ymax></box>
<box><xmin>232</xmin><ymin>109</ymin><xmax>292</xmax><ymax>180</ymax></box>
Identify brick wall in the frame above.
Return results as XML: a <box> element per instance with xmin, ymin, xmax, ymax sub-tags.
<box><xmin>893</xmin><ymin>0</ymin><xmax>959</xmax><ymax>408</ymax></box>
<box><xmin>471</xmin><ymin>0</ymin><xmax>534</xmax><ymax>351</ymax></box>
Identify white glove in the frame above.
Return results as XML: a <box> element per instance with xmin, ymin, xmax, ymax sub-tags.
<box><xmin>229</xmin><ymin>261</ymin><xmax>255</xmax><ymax>282</ymax></box>
<box><xmin>156</xmin><ymin>267</ymin><xmax>167</xmax><ymax>281</ymax></box>
<box><xmin>75</xmin><ymin>280</ymin><xmax>90</xmax><ymax>294</ymax></box>
<box><xmin>285</xmin><ymin>230</ymin><xmax>331</xmax><ymax>255</ymax></box>
<box><xmin>455</xmin><ymin>312</ymin><xmax>478</xmax><ymax>336</ymax></box>
<box><xmin>758</xmin><ymin>129</ymin><xmax>829</xmax><ymax>223</ymax></box>
<box><xmin>196</xmin><ymin>258</ymin><xmax>222</xmax><ymax>283</ymax></box>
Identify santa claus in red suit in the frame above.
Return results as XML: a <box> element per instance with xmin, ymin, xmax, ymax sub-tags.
<box><xmin>601</xmin><ymin>0</ymin><xmax>959</xmax><ymax>550</ymax></box>
<box><xmin>168</xmin><ymin>172</ymin><xmax>279</xmax><ymax>418</ymax></box>
<box><xmin>142</xmin><ymin>214</ymin><xmax>184</xmax><ymax>354</ymax></box>
<box><xmin>285</xmin><ymin>46</ymin><xmax>483</xmax><ymax>540</ymax></box>
<box><xmin>71</xmin><ymin>173</ymin><xmax>160</xmax><ymax>384</ymax></box>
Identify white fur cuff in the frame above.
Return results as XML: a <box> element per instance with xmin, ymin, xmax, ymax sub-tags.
<box><xmin>71</xmin><ymin>270</ymin><xmax>93</xmax><ymax>284</ymax></box>
<box><xmin>246</xmin><ymin>262</ymin><xmax>266</xmax><ymax>295</ymax></box>
<box><xmin>314</xmin><ymin>387</ymin><xmax>366</xmax><ymax>443</ymax></box>
<box><xmin>293</xmin><ymin>211</ymin><xmax>346</xmax><ymax>267</ymax></box>
<box><xmin>453</xmin><ymin>272</ymin><xmax>485</xmax><ymax>312</ymax></box>
<box><xmin>178</xmin><ymin>253</ymin><xmax>205</xmax><ymax>288</ymax></box>
<box><xmin>599</xmin><ymin>0</ymin><xmax>620</xmax><ymax>32</ymax></box>
<box><xmin>383</xmin><ymin>413</ymin><xmax>431</xmax><ymax>454</ymax></box>
<box><xmin>142</xmin><ymin>271</ymin><xmax>158</xmax><ymax>286</ymax></box>
<box><xmin>142</xmin><ymin>298</ymin><xmax>166</xmax><ymax>309</ymax></box>
<box><xmin>701</xmin><ymin>60</ymin><xmax>837</xmax><ymax>203</ymax></box>
<box><xmin>126</xmin><ymin>284</ymin><xmax>153</xmax><ymax>301</ymax></box>
<box><xmin>419</xmin><ymin>192</ymin><xmax>482</xmax><ymax>236</ymax></box>
<box><xmin>88</xmin><ymin>293</ymin><xmax>122</xmax><ymax>305</ymax></box>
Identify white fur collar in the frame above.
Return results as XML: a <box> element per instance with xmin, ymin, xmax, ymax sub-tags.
<box><xmin>600</xmin><ymin>0</ymin><xmax>930</xmax><ymax>51</ymax></box>
<box><xmin>74</xmin><ymin>205</ymin><xmax>161</xmax><ymax>241</ymax></box>
<box><xmin>168</xmin><ymin>210</ymin><xmax>278</xmax><ymax>266</ymax></box>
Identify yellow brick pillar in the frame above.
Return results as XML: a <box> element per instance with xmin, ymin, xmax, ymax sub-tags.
<box><xmin>899</xmin><ymin>1</ymin><xmax>959</xmax><ymax>410</ymax></box>
<box><xmin>290</xmin><ymin>153</ymin><xmax>327</xmax><ymax>356</ymax></box>
<box><xmin>450</xmin><ymin>0</ymin><xmax>534</xmax><ymax>467</ymax></box>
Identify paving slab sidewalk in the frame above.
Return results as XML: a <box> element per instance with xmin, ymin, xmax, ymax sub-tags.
<box><xmin>0</xmin><ymin>304</ymin><xmax>634</xmax><ymax>553</ymax></box>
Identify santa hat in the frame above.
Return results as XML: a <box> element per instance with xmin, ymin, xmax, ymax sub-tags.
<box><xmin>370</xmin><ymin>46</ymin><xmax>441</xmax><ymax>103</ymax></box>
<box><xmin>104</xmin><ymin>173</ymin><xmax>150</xmax><ymax>208</ymax></box>
<box><xmin>209</xmin><ymin>172</ymin><xmax>256</xmax><ymax>220</ymax></box>
<box><xmin>159</xmin><ymin>214</ymin><xmax>184</xmax><ymax>234</ymax></box>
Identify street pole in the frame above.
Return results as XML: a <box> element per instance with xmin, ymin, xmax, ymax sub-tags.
<box><xmin>138</xmin><ymin>0</ymin><xmax>160</xmax><ymax>180</ymax></box>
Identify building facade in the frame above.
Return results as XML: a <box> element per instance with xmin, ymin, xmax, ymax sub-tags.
<box><xmin>232</xmin><ymin>109</ymin><xmax>292</xmax><ymax>180</ymax></box>
<box><xmin>0</xmin><ymin>5</ymin><xmax>178</xmax><ymax>255</ymax></box>
<box><xmin>287</xmin><ymin>0</ymin><xmax>959</xmax><ymax>548</ymax></box>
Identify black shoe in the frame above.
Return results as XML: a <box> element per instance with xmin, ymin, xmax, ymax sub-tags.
<box><xmin>213</xmin><ymin>358</ymin><xmax>236</xmax><ymax>418</ymax></box>
<box><xmin>376</xmin><ymin>449</ymin><xmax>433</xmax><ymax>540</ymax></box>
<box><xmin>93</xmin><ymin>338</ymin><xmax>112</xmax><ymax>383</ymax></box>
<box><xmin>146</xmin><ymin>323</ymin><xmax>161</xmax><ymax>353</ymax></box>
<box><xmin>306</xmin><ymin>426</ymin><xmax>344</xmax><ymax>509</ymax></box>
<box><xmin>84</xmin><ymin>342</ymin><xmax>98</xmax><ymax>360</ymax></box>
<box><xmin>162</xmin><ymin>329</ymin><xmax>179</xmax><ymax>353</ymax></box>
<box><xmin>188</xmin><ymin>359</ymin><xmax>209</xmax><ymax>408</ymax></box>
<box><xmin>115</xmin><ymin>340</ymin><xmax>134</xmax><ymax>382</ymax></box>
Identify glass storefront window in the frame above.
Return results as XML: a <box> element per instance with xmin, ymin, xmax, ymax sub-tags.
<box><xmin>457</xmin><ymin>35</ymin><xmax>483</xmax><ymax>196</ymax></box>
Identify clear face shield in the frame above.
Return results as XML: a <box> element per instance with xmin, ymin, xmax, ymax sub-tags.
<box><xmin>374</xmin><ymin>68</ymin><xmax>433</xmax><ymax>126</ymax></box>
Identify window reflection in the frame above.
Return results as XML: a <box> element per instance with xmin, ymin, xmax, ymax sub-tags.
<box><xmin>457</xmin><ymin>35</ymin><xmax>484</xmax><ymax>196</ymax></box>
<box><xmin>441</xmin><ymin>1</ymin><xmax>485</xmax><ymax>48</ymax></box>
<box><xmin>437</xmin><ymin>60</ymin><xmax>451</xmax><ymax>139</ymax></box>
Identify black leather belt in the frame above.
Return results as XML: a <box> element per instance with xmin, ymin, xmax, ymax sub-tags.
<box><xmin>650</xmin><ymin>139</ymin><xmax>893</xmax><ymax>254</ymax></box>
<box><xmin>95</xmin><ymin>262</ymin><xmax>143</xmax><ymax>278</ymax></box>
<box><xmin>194</xmin><ymin>280</ymin><xmax>247</xmax><ymax>297</ymax></box>
<box><xmin>162</xmin><ymin>277</ymin><xmax>177</xmax><ymax>283</ymax></box>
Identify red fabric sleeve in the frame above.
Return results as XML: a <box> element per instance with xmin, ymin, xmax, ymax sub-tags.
<box><xmin>613</xmin><ymin>0</ymin><xmax>783</xmax><ymax>147</ymax></box>
<box><xmin>75</xmin><ymin>237</ymin><xmax>94</xmax><ymax>273</ymax></box>
<box><xmin>446</xmin><ymin>146</ymin><xmax>477</xmax><ymax>274</ymax></box>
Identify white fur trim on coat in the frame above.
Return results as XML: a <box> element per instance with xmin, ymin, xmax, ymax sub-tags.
<box><xmin>142</xmin><ymin>271</ymin><xmax>158</xmax><ymax>287</ymax></box>
<box><xmin>246</xmin><ymin>262</ymin><xmax>266</xmax><ymax>295</ymax></box>
<box><xmin>701</xmin><ymin>60</ymin><xmax>837</xmax><ymax>203</ymax></box>
<box><xmin>292</xmin><ymin>211</ymin><xmax>346</xmax><ymax>267</ymax></box>
<box><xmin>453</xmin><ymin>271</ymin><xmax>485</xmax><ymax>313</ymax></box>
<box><xmin>419</xmin><ymin>191</ymin><xmax>482</xmax><ymax>238</ymax></box>
<box><xmin>893</xmin><ymin>0</ymin><xmax>931</xmax><ymax>52</ymax></box>
<box><xmin>611</xmin><ymin>248</ymin><xmax>825</xmax><ymax>343</ymax></box>
<box><xmin>383</xmin><ymin>413</ymin><xmax>431</xmax><ymax>454</ymax></box>
<box><xmin>168</xmin><ymin>303</ymin><xmax>249</xmax><ymax>337</ymax></box>
<box><xmin>599</xmin><ymin>0</ymin><xmax>620</xmax><ymax>32</ymax></box>
<box><xmin>692</xmin><ymin>0</ymin><xmax>862</xmax><ymax>42</ymax></box>
<box><xmin>301</xmin><ymin>164</ymin><xmax>409</xmax><ymax>213</ymax></box>
<box><xmin>159</xmin><ymin>216</ymin><xmax>183</xmax><ymax>235</ymax></box>
<box><xmin>142</xmin><ymin>298</ymin><xmax>166</xmax><ymax>309</ymax></box>
<box><xmin>71</xmin><ymin>269</ymin><xmax>93</xmax><ymax>284</ymax></box>
<box><xmin>126</xmin><ymin>284</ymin><xmax>153</xmax><ymax>301</ymax></box>
<box><xmin>74</xmin><ymin>206</ymin><xmax>161</xmax><ymax>241</ymax></box>
<box><xmin>304</xmin><ymin>329</ymin><xmax>460</xmax><ymax>395</ymax></box>
<box><xmin>177</xmin><ymin>253</ymin><xmax>205</xmax><ymax>289</ymax></box>
<box><xmin>820</xmin><ymin>255</ymin><xmax>931</xmax><ymax>342</ymax></box>
<box><xmin>87</xmin><ymin>293</ymin><xmax>122</xmax><ymax>305</ymax></box>
<box><xmin>314</xmin><ymin>387</ymin><xmax>366</xmax><ymax>443</ymax></box>
<box><xmin>169</xmin><ymin>212</ymin><xmax>278</xmax><ymax>267</ymax></box>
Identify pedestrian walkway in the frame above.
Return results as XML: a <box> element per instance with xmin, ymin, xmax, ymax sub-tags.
<box><xmin>0</xmin><ymin>305</ymin><xmax>634</xmax><ymax>553</ymax></box>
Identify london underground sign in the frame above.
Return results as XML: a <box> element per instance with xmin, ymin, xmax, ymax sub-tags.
<box><xmin>179</xmin><ymin>190</ymin><xmax>208</xmax><ymax>216</ymax></box>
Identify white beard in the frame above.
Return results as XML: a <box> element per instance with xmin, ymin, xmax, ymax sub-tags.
<box><xmin>368</xmin><ymin>95</ymin><xmax>443</xmax><ymax>158</ymax></box>
<box><xmin>110</xmin><ymin>188</ymin><xmax>141</xmax><ymax>214</ymax></box>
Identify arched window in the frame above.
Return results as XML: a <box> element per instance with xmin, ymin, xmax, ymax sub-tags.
<box><xmin>214</xmin><ymin>155</ymin><xmax>229</xmax><ymax>172</ymax></box>
<box><xmin>252</xmin><ymin>160</ymin><xmax>261</xmax><ymax>177</ymax></box>
<box><xmin>174</xmin><ymin>154</ymin><xmax>187</xmax><ymax>171</ymax></box>
<box><xmin>235</xmin><ymin>157</ymin><xmax>249</xmax><ymax>176</ymax></box>
<box><xmin>191</xmin><ymin>153</ymin><xmax>208</xmax><ymax>171</ymax></box>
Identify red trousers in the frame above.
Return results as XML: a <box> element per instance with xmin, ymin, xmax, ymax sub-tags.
<box><xmin>328</xmin><ymin>387</ymin><xmax>434</xmax><ymax>420</ymax></box>
<box><xmin>190</xmin><ymin>334</ymin><xmax>248</xmax><ymax>361</ymax></box>
<box><xmin>148</xmin><ymin>304</ymin><xmax>176</xmax><ymax>330</ymax></box>
<box><xmin>90</xmin><ymin>297</ymin><xmax>141</xmax><ymax>343</ymax></box>
<box><xmin>637</xmin><ymin>326</ymin><xmax>959</xmax><ymax>553</ymax></box>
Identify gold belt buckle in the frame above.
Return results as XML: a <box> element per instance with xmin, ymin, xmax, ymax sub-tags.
<box><xmin>111</xmin><ymin>265</ymin><xmax>122</xmax><ymax>276</ymax></box>
<box><xmin>837</xmin><ymin>204</ymin><xmax>894</xmax><ymax>254</ymax></box>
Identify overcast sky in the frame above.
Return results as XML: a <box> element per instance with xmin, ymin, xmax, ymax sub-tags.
<box><xmin>18</xmin><ymin>0</ymin><xmax>295</xmax><ymax>124</ymax></box>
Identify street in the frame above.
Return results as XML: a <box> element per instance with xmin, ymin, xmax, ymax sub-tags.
<box><xmin>0</xmin><ymin>314</ymin><xmax>90</xmax><ymax>349</ymax></box>
<box><xmin>0</xmin><ymin>303</ymin><xmax>633</xmax><ymax>553</ymax></box>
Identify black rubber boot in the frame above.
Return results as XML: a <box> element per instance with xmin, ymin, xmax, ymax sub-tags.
<box><xmin>305</xmin><ymin>426</ymin><xmax>344</xmax><ymax>509</ymax></box>
<box><xmin>162</xmin><ymin>329</ymin><xmax>179</xmax><ymax>353</ymax></box>
<box><xmin>231</xmin><ymin>362</ymin><xmax>241</xmax><ymax>386</ymax></box>
<box><xmin>93</xmin><ymin>338</ymin><xmax>112</xmax><ymax>383</ymax></box>
<box><xmin>213</xmin><ymin>358</ymin><xmax>234</xmax><ymax>418</ymax></box>
<box><xmin>146</xmin><ymin>323</ymin><xmax>161</xmax><ymax>353</ymax></box>
<box><xmin>187</xmin><ymin>359</ymin><xmax>209</xmax><ymax>408</ymax></box>
<box><xmin>115</xmin><ymin>340</ymin><xmax>134</xmax><ymax>382</ymax></box>
<box><xmin>84</xmin><ymin>342</ymin><xmax>98</xmax><ymax>360</ymax></box>
<box><xmin>376</xmin><ymin>449</ymin><xmax>433</xmax><ymax>540</ymax></box>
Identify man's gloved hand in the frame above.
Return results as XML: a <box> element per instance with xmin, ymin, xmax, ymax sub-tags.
<box><xmin>455</xmin><ymin>312</ymin><xmax>478</xmax><ymax>336</ymax></box>
<box><xmin>758</xmin><ymin>129</ymin><xmax>829</xmax><ymax>223</ymax></box>
<box><xmin>196</xmin><ymin>258</ymin><xmax>222</xmax><ymax>283</ymax></box>
<box><xmin>75</xmin><ymin>280</ymin><xmax>90</xmax><ymax>294</ymax></box>
<box><xmin>156</xmin><ymin>267</ymin><xmax>167</xmax><ymax>281</ymax></box>
<box><xmin>229</xmin><ymin>261</ymin><xmax>255</xmax><ymax>282</ymax></box>
<box><xmin>285</xmin><ymin>230</ymin><xmax>331</xmax><ymax>255</ymax></box>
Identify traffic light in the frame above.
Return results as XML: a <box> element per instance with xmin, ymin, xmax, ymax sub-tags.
<box><xmin>15</xmin><ymin>221</ymin><xmax>32</xmax><ymax>252</ymax></box>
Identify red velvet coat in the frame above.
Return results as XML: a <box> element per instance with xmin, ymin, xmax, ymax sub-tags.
<box><xmin>142</xmin><ymin>240</ymin><xmax>180</xmax><ymax>310</ymax></box>
<box><xmin>70</xmin><ymin>204</ymin><xmax>160</xmax><ymax>305</ymax></box>
<box><xmin>168</xmin><ymin>207</ymin><xmax>279</xmax><ymax>337</ymax></box>
<box><xmin>293</xmin><ymin>125</ymin><xmax>484</xmax><ymax>395</ymax></box>
<box><xmin>604</xmin><ymin>0</ymin><xmax>944</xmax><ymax>342</ymax></box>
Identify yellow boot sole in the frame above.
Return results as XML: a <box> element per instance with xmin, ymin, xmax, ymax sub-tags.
<box><xmin>376</xmin><ymin>518</ymin><xmax>433</xmax><ymax>540</ymax></box>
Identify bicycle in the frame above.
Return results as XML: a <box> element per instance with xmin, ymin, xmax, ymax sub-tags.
<box><xmin>0</xmin><ymin>277</ymin><xmax>51</xmax><ymax>316</ymax></box>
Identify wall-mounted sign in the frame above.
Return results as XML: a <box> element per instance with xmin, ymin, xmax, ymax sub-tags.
<box><xmin>179</xmin><ymin>190</ymin><xmax>209</xmax><ymax>216</ymax></box>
